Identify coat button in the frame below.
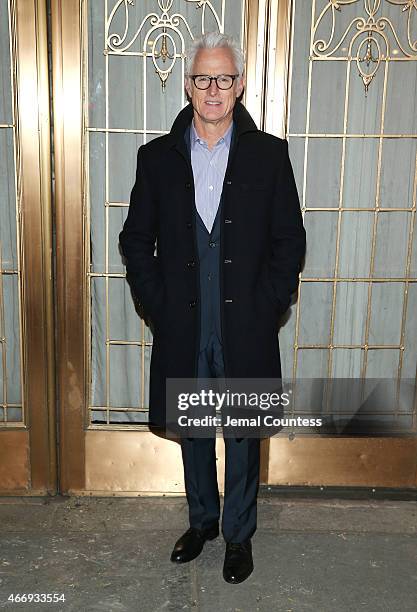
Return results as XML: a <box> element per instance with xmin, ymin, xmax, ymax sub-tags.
<box><xmin>225</xmin><ymin>219</ymin><xmax>232</xmax><ymax>224</ymax></box>
<box><xmin>226</xmin><ymin>180</ymin><xmax>232</xmax><ymax>185</ymax></box>
<box><xmin>224</xmin><ymin>259</ymin><xmax>232</xmax><ymax>264</ymax></box>
<box><xmin>185</xmin><ymin>182</ymin><xmax>191</xmax><ymax>189</ymax></box>
<box><xmin>187</xmin><ymin>260</ymin><xmax>195</xmax><ymax>268</ymax></box>
<box><xmin>186</xmin><ymin>222</ymin><xmax>192</xmax><ymax>229</ymax></box>
<box><xmin>209</xmin><ymin>241</ymin><xmax>217</xmax><ymax>248</ymax></box>
<box><xmin>225</xmin><ymin>299</ymin><xmax>233</xmax><ymax>303</ymax></box>
<box><xmin>189</xmin><ymin>300</ymin><xmax>197</xmax><ymax>308</ymax></box>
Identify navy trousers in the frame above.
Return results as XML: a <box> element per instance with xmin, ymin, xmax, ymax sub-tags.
<box><xmin>180</xmin><ymin>331</ymin><xmax>261</xmax><ymax>543</ymax></box>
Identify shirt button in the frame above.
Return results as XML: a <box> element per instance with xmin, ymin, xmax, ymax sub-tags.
<box><xmin>187</xmin><ymin>260</ymin><xmax>195</xmax><ymax>268</ymax></box>
<box><xmin>189</xmin><ymin>300</ymin><xmax>197</xmax><ymax>308</ymax></box>
<box><xmin>209</xmin><ymin>185</ymin><xmax>214</xmax><ymax>191</ymax></box>
<box><xmin>209</xmin><ymin>241</ymin><xmax>216</xmax><ymax>248</ymax></box>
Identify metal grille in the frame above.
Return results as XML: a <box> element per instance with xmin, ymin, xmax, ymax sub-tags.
<box><xmin>85</xmin><ymin>0</ymin><xmax>247</xmax><ymax>426</ymax></box>
<box><xmin>0</xmin><ymin>0</ymin><xmax>24</xmax><ymax>427</ymax></box>
<box><xmin>280</xmin><ymin>0</ymin><xmax>417</xmax><ymax>427</ymax></box>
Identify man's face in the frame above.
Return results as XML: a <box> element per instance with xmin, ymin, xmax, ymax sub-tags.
<box><xmin>185</xmin><ymin>47</ymin><xmax>244</xmax><ymax>125</ymax></box>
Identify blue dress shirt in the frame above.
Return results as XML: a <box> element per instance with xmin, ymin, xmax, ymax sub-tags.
<box><xmin>190</xmin><ymin>119</ymin><xmax>233</xmax><ymax>232</ymax></box>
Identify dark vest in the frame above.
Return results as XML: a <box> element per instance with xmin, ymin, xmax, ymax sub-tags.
<box><xmin>195</xmin><ymin>200</ymin><xmax>223</xmax><ymax>349</ymax></box>
<box><xmin>185</xmin><ymin>125</ymin><xmax>232</xmax><ymax>349</ymax></box>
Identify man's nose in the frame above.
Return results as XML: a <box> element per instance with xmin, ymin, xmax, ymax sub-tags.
<box><xmin>208</xmin><ymin>79</ymin><xmax>218</xmax><ymax>94</ymax></box>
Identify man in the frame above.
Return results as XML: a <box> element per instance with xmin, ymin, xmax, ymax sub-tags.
<box><xmin>119</xmin><ymin>32</ymin><xmax>306</xmax><ymax>584</ymax></box>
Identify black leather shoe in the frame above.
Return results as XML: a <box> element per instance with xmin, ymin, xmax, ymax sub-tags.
<box><xmin>170</xmin><ymin>525</ymin><xmax>219</xmax><ymax>563</ymax></box>
<box><xmin>223</xmin><ymin>540</ymin><xmax>253</xmax><ymax>584</ymax></box>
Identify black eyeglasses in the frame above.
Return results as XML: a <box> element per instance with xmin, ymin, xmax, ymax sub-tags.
<box><xmin>190</xmin><ymin>74</ymin><xmax>239</xmax><ymax>90</ymax></box>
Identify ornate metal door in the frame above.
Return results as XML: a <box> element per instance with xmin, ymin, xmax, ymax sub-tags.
<box><xmin>53</xmin><ymin>0</ymin><xmax>269</xmax><ymax>494</ymax></box>
<box><xmin>53</xmin><ymin>0</ymin><xmax>417</xmax><ymax>494</ymax></box>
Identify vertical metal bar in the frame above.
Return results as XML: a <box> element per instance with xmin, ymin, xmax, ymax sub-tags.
<box><xmin>6</xmin><ymin>0</ymin><xmax>24</xmax><ymax>426</ymax></box>
<box><xmin>105</xmin><ymin>0</ymin><xmax>110</xmax><ymax>426</ymax></box>
<box><xmin>51</xmin><ymin>0</ymin><xmax>85</xmax><ymax>492</ymax></box>
<box><xmin>396</xmin><ymin>116</ymin><xmax>417</xmax><ymax>429</ymax></box>
<box><xmin>0</xmin><ymin>237</ymin><xmax>6</xmax><ymax>422</ymax></box>
<box><xmin>293</xmin><ymin>0</ymin><xmax>316</xmax><ymax>383</ymax></box>
<box><xmin>361</xmin><ymin>57</ymin><xmax>390</xmax><ymax>385</ymax></box>
<box><xmin>325</xmin><ymin>30</ymin><xmax>353</xmax><ymax>391</ymax></box>
<box><xmin>82</xmin><ymin>0</ymin><xmax>92</xmax><ymax>428</ymax></box>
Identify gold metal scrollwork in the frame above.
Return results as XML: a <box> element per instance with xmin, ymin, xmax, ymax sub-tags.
<box><xmin>106</xmin><ymin>0</ymin><xmax>224</xmax><ymax>90</ymax></box>
<box><xmin>312</xmin><ymin>0</ymin><xmax>417</xmax><ymax>93</ymax></box>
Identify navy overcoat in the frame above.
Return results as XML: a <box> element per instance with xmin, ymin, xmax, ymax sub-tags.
<box><xmin>119</xmin><ymin>101</ymin><xmax>306</xmax><ymax>428</ymax></box>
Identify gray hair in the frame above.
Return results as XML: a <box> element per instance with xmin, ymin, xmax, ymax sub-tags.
<box><xmin>185</xmin><ymin>32</ymin><xmax>245</xmax><ymax>77</ymax></box>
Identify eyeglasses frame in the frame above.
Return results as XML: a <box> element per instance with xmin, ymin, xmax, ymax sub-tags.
<box><xmin>189</xmin><ymin>74</ymin><xmax>240</xmax><ymax>90</ymax></box>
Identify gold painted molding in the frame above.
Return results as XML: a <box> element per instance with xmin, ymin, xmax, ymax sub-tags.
<box><xmin>50</xmin><ymin>0</ymin><xmax>86</xmax><ymax>493</ymax></box>
<box><xmin>3</xmin><ymin>0</ymin><xmax>57</xmax><ymax>494</ymax></box>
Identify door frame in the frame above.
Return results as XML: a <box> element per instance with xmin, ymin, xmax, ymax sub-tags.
<box><xmin>51</xmin><ymin>0</ymin><xmax>417</xmax><ymax>495</ymax></box>
<box><xmin>0</xmin><ymin>0</ymin><xmax>56</xmax><ymax>495</ymax></box>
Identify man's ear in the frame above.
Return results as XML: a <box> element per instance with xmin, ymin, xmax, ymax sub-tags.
<box><xmin>236</xmin><ymin>75</ymin><xmax>245</xmax><ymax>99</ymax></box>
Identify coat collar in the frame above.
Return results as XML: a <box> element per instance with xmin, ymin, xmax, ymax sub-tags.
<box><xmin>169</xmin><ymin>101</ymin><xmax>258</xmax><ymax>151</ymax></box>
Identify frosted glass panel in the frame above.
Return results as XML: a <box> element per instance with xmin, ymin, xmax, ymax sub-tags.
<box><xmin>109</xmin><ymin>345</ymin><xmax>140</xmax><ymax>409</ymax></box>
<box><xmin>89</xmin><ymin>131</ymin><xmax>106</xmax><ymax>274</ymax></box>
<box><xmin>380</xmin><ymin>139</ymin><xmax>417</xmax><ymax>209</ymax></box>
<box><xmin>278</xmin><ymin>311</ymin><xmax>296</xmax><ymax>379</ymax></box>
<box><xmin>0</xmin><ymin>1</ymin><xmax>12</xmax><ymax>125</ymax></box>
<box><xmin>288</xmin><ymin>0</ymin><xmax>311</xmax><ymax>133</ymax></box>
<box><xmin>108</xmin><ymin>133</ymin><xmax>143</xmax><ymax>203</ymax></box>
<box><xmin>91</xmin><ymin>277</ymin><xmax>106</xmax><ymax>408</ymax></box>
<box><xmin>288</xmin><ymin>0</ymin><xmax>417</xmax><ymax>431</ymax></box>
<box><xmin>0</xmin><ymin>9</ymin><xmax>23</xmax><ymax>424</ymax></box>
<box><xmin>366</xmin><ymin>350</ymin><xmax>400</xmax><ymax>379</ymax></box>
<box><xmin>297</xmin><ymin>350</ymin><xmax>329</xmax><ymax>378</ymax></box>
<box><xmin>346</xmin><ymin>60</ymin><xmax>384</xmax><ymax>135</ymax></box>
<box><xmin>109</xmin><ymin>277</ymin><xmax>141</xmax><ymax>342</ymax></box>
<box><xmin>306</xmin><ymin>139</ymin><xmax>342</xmax><ymax>208</ymax></box>
<box><xmin>385</xmin><ymin>63</ymin><xmax>417</xmax><ymax>135</ymax></box>
<box><xmin>333</xmin><ymin>283</ymin><xmax>368</xmax><ymax>346</ymax></box>
<box><xmin>331</xmin><ymin>349</ymin><xmax>363</xmax><ymax>379</ymax></box>
<box><xmin>3</xmin><ymin>275</ymin><xmax>21</xmax><ymax>406</ymax></box>
<box><xmin>309</xmin><ymin>61</ymin><xmax>346</xmax><ymax>134</ymax></box>
<box><xmin>302</xmin><ymin>212</ymin><xmax>338</xmax><ymax>277</ymax></box>
<box><xmin>109</xmin><ymin>207</ymin><xmax>128</xmax><ymax>274</ymax></box>
<box><xmin>373</xmin><ymin>213</ymin><xmax>410</xmax><ymax>278</ymax></box>
<box><xmin>338</xmin><ymin>212</ymin><xmax>373</xmax><ymax>278</ymax></box>
<box><xmin>288</xmin><ymin>137</ymin><xmax>305</xmax><ymax>203</ymax></box>
<box><xmin>369</xmin><ymin>283</ymin><xmax>404</xmax><ymax>346</ymax></box>
<box><xmin>343</xmin><ymin>139</ymin><xmax>378</xmax><ymax>208</ymax></box>
<box><xmin>298</xmin><ymin>283</ymin><xmax>333</xmax><ymax>345</ymax></box>
<box><xmin>402</xmin><ymin>284</ymin><xmax>417</xmax><ymax>379</ymax></box>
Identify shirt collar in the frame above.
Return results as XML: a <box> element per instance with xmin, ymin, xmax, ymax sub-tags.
<box><xmin>190</xmin><ymin>119</ymin><xmax>233</xmax><ymax>150</ymax></box>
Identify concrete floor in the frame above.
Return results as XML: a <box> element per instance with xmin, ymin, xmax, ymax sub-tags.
<box><xmin>0</xmin><ymin>495</ymin><xmax>416</xmax><ymax>611</ymax></box>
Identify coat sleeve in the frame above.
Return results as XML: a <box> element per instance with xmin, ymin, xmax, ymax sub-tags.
<box><xmin>118</xmin><ymin>145</ymin><xmax>164</xmax><ymax>320</ymax></box>
<box><xmin>266</xmin><ymin>139</ymin><xmax>306</xmax><ymax>314</ymax></box>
